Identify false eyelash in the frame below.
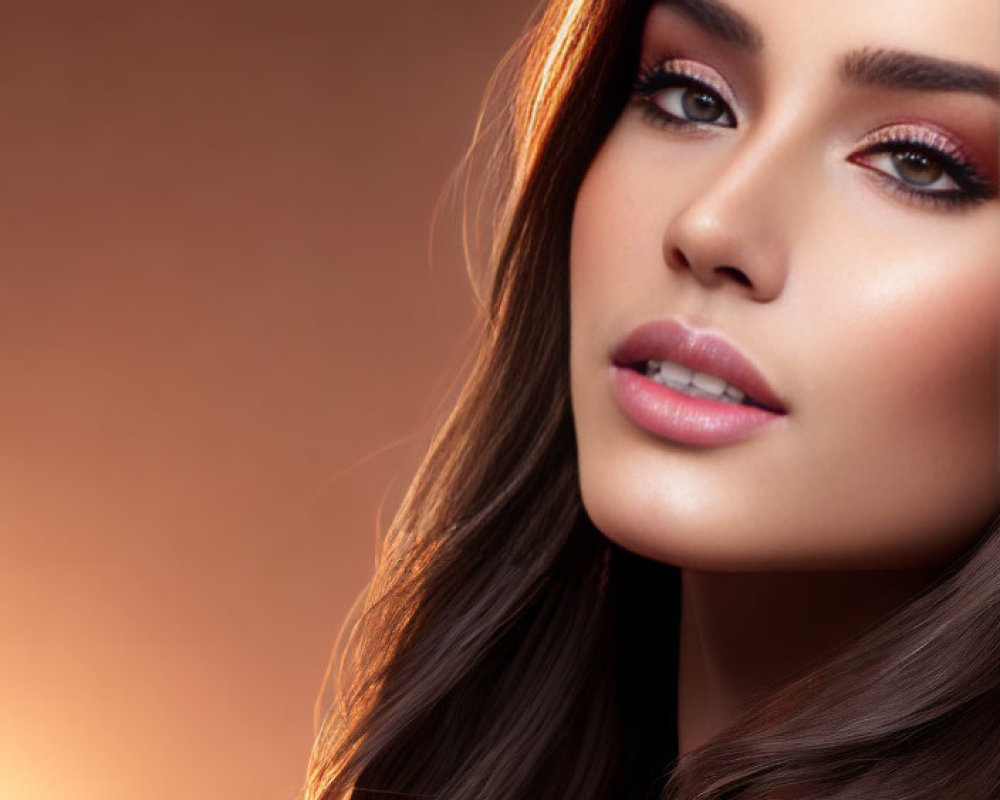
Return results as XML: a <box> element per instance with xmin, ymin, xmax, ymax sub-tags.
<box><xmin>632</xmin><ymin>59</ymin><xmax>705</xmax><ymax>95</ymax></box>
<box><xmin>851</xmin><ymin>135</ymin><xmax>998</xmax><ymax>211</ymax></box>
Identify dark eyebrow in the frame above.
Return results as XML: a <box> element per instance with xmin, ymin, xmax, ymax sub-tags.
<box><xmin>655</xmin><ymin>0</ymin><xmax>762</xmax><ymax>53</ymax></box>
<box><xmin>654</xmin><ymin>3</ymin><xmax>999</xmax><ymax>102</ymax></box>
<box><xmin>840</xmin><ymin>47</ymin><xmax>1000</xmax><ymax>100</ymax></box>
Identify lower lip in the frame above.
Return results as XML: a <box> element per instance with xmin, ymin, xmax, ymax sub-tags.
<box><xmin>610</xmin><ymin>365</ymin><xmax>783</xmax><ymax>447</ymax></box>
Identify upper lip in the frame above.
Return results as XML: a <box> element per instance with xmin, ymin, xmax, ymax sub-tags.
<box><xmin>611</xmin><ymin>318</ymin><xmax>787</xmax><ymax>413</ymax></box>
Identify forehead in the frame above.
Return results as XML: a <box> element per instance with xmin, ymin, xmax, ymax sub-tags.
<box><xmin>648</xmin><ymin>0</ymin><xmax>1000</xmax><ymax>72</ymax></box>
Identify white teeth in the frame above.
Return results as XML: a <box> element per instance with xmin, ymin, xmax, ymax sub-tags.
<box><xmin>691</xmin><ymin>371</ymin><xmax>726</xmax><ymax>395</ymax></box>
<box><xmin>724</xmin><ymin>385</ymin><xmax>746</xmax><ymax>403</ymax></box>
<box><xmin>658</xmin><ymin>361</ymin><xmax>693</xmax><ymax>384</ymax></box>
<box><xmin>645</xmin><ymin>359</ymin><xmax>746</xmax><ymax>404</ymax></box>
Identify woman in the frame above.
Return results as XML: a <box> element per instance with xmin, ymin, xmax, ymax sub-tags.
<box><xmin>304</xmin><ymin>0</ymin><xmax>999</xmax><ymax>798</ymax></box>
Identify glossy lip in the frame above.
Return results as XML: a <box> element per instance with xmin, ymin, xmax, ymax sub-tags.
<box><xmin>609</xmin><ymin>318</ymin><xmax>787</xmax><ymax>447</ymax></box>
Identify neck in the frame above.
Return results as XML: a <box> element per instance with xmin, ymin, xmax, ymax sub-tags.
<box><xmin>676</xmin><ymin>566</ymin><xmax>940</xmax><ymax>756</ymax></box>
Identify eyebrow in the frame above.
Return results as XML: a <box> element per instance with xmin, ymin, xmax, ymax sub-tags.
<box><xmin>840</xmin><ymin>48</ymin><xmax>1000</xmax><ymax>100</ymax></box>
<box><xmin>655</xmin><ymin>0</ymin><xmax>1000</xmax><ymax>101</ymax></box>
<box><xmin>654</xmin><ymin>0</ymin><xmax>762</xmax><ymax>53</ymax></box>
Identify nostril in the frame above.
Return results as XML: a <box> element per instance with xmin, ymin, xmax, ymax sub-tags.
<box><xmin>668</xmin><ymin>247</ymin><xmax>753</xmax><ymax>289</ymax></box>
<box><xmin>717</xmin><ymin>265</ymin><xmax>752</xmax><ymax>287</ymax></box>
<box><xmin>670</xmin><ymin>247</ymin><xmax>690</xmax><ymax>270</ymax></box>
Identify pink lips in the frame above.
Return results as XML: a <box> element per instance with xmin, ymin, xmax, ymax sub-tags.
<box><xmin>609</xmin><ymin>319</ymin><xmax>787</xmax><ymax>447</ymax></box>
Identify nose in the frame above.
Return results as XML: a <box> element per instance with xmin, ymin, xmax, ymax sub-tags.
<box><xmin>663</xmin><ymin>134</ymin><xmax>793</xmax><ymax>303</ymax></box>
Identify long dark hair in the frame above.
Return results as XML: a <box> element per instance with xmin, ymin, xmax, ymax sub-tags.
<box><xmin>301</xmin><ymin>1</ymin><xmax>1000</xmax><ymax>798</ymax></box>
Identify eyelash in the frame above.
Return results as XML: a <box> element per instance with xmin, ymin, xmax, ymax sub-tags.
<box><xmin>631</xmin><ymin>62</ymin><xmax>998</xmax><ymax>211</ymax></box>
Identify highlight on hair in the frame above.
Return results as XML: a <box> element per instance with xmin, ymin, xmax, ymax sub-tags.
<box><xmin>300</xmin><ymin>1</ymin><xmax>1000</xmax><ymax>798</ymax></box>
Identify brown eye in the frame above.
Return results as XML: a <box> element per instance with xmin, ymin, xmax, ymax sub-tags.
<box><xmin>681</xmin><ymin>88</ymin><xmax>725</xmax><ymax>123</ymax></box>
<box><xmin>849</xmin><ymin>124</ymin><xmax>998</xmax><ymax>210</ymax></box>
<box><xmin>648</xmin><ymin>83</ymin><xmax>736</xmax><ymax>128</ymax></box>
<box><xmin>850</xmin><ymin>147</ymin><xmax>962</xmax><ymax>197</ymax></box>
<box><xmin>891</xmin><ymin>151</ymin><xmax>944</xmax><ymax>186</ymax></box>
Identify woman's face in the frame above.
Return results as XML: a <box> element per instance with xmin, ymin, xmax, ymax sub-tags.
<box><xmin>569</xmin><ymin>0</ymin><xmax>999</xmax><ymax>571</ymax></box>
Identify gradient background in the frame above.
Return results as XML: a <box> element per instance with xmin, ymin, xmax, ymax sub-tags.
<box><xmin>0</xmin><ymin>1</ymin><xmax>537</xmax><ymax>798</ymax></box>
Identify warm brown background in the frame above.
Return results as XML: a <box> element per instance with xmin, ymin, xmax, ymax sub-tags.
<box><xmin>0</xmin><ymin>1</ymin><xmax>537</xmax><ymax>798</ymax></box>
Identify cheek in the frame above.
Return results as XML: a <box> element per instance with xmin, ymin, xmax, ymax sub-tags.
<box><xmin>569</xmin><ymin>145</ymin><xmax>652</xmax><ymax>547</ymax></box>
<box><xmin>795</xmin><ymin>231</ymin><xmax>1000</xmax><ymax>564</ymax></box>
<box><xmin>569</xmin><ymin>128</ymin><xmax>669</xmax><ymax>366</ymax></box>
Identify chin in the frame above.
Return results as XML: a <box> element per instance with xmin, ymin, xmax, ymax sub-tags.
<box><xmin>577</xmin><ymin>465</ymin><xmax>767</xmax><ymax>572</ymax></box>
<box><xmin>577</xmin><ymin>462</ymin><xmax>987</xmax><ymax>575</ymax></box>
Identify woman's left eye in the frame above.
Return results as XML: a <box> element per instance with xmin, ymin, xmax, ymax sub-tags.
<box><xmin>852</xmin><ymin>146</ymin><xmax>960</xmax><ymax>194</ymax></box>
<box><xmin>849</xmin><ymin>137</ymin><xmax>997</xmax><ymax>209</ymax></box>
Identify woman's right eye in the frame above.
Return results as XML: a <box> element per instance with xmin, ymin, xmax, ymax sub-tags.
<box><xmin>632</xmin><ymin>64</ymin><xmax>737</xmax><ymax>130</ymax></box>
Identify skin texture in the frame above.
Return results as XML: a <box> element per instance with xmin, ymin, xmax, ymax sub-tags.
<box><xmin>568</xmin><ymin>0</ymin><xmax>999</xmax><ymax>753</ymax></box>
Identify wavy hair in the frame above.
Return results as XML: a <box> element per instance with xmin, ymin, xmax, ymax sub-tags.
<box><xmin>301</xmin><ymin>1</ymin><xmax>1000</xmax><ymax>798</ymax></box>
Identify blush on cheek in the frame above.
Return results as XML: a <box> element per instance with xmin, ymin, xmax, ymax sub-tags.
<box><xmin>878</xmin><ymin>269</ymin><xmax>999</xmax><ymax>555</ymax></box>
